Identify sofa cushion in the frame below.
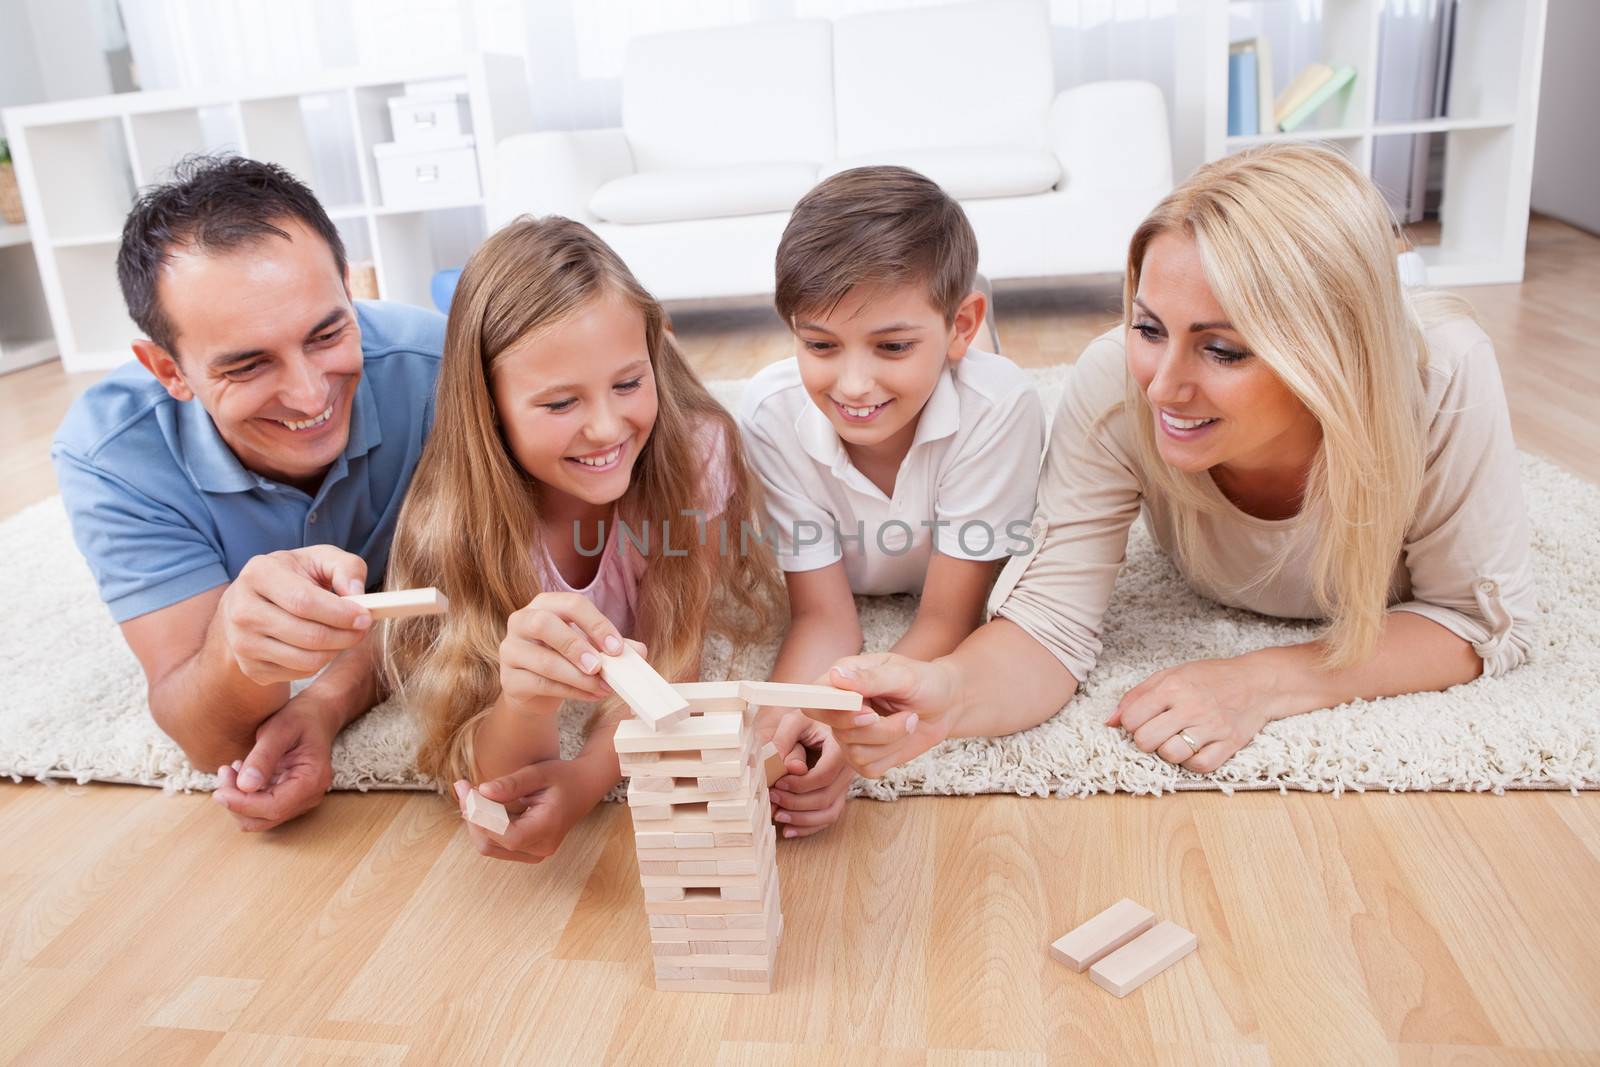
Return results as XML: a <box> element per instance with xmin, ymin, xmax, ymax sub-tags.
<box><xmin>589</xmin><ymin>163</ymin><xmax>819</xmax><ymax>225</ymax></box>
<box><xmin>819</xmin><ymin>147</ymin><xmax>1062</xmax><ymax>201</ymax></box>
<box><xmin>833</xmin><ymin>0</ymin><xmax>1054</xmax><ymax>157</ymax></box>
<box><xmin>623</xmin><ymin>20</ymin><xmax>834</xmax><ymax>172</ymax></box>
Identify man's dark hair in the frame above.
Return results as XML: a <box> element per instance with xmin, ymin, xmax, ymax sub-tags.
<box><xmin>117</xmin><ymin>154</ymin><xmax>348</xmax><ymax>355</ymax></box>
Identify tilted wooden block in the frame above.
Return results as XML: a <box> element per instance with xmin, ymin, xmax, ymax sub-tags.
<box><xmin>615</xmin><ymin>713</ymin><xmax>742</xmax><ymax>754</ymax></box>
<box><xmin>463</xmin><ymin>789</ymin><xmax>509</xmax><ymax>835</ymax></box>
<box><xmin>600</xmin><ymin>645</ymin><xmax>690</xmax><ymax>731</ymax></box>
<box><xmin>762</xmin><ymin>741</ymin><xmax>786</xmax><ymax>787</ymax></box>
<box><xmin>1049</xmin><ymin>898</ymin><xmax>1156</xmax><ymax>973</ymax></box>
<box><xmin>345</xmin><ymin>586</ymin><xmax>449</xmax><ymax>619</ymax></box>
<box><xmin>738</xmin><ymin>680</ymin><xmax>863</xmax><ymax>712</ymax></box>
<box><xmin>1089</xmin><ymin>920</ymin><xmax>1198</xmax><ymax>998</ymax></box>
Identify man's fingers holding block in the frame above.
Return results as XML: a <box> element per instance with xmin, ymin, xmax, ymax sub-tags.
<box><xmin>343</xmin><ymin>587</ymin><xmax>450</xmax><ymax>620</ymax></box>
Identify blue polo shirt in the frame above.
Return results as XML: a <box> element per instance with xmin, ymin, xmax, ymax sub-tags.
<box><xmin>52</xmin><ymin>300</ymin><xmax>445</xmax><ymax>623</ymax></box>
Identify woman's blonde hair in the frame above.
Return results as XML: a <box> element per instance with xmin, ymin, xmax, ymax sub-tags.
<box><xmin>383</xmin><ymin>216</ymin><xmax>783</xmax><ymax>783</ymax></box>
<box><xmin>1122</xmin><ymin>143</ymin><xmax>1471</xmax><ymax>666</ymax></box>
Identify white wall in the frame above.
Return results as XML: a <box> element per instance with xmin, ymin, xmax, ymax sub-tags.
<box><xmin>1530</xmin><ymin>0</ymin><xmax>1600</xmax><ymax>235</ymax></box>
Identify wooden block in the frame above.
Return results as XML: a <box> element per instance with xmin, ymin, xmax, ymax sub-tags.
<box><xmin>652</xmin><ymin>942</ymin><xmax>691</xmax><ymax>957</ymax></box>
<box><xmin>685</xmin><ymin>915</ymin><xmax>726</xmax><ymax>930</ymax></box>
<box><xmin>630</xmin><ymin>795</ymin><xmax>766</xmax><ymax>833</ymax></box>
<box><xmin>619</xmin><ymin>749</ymin><xmax>747</xmax><ymax>779</ymax></box>
<box><xmin>706</xmin><ymin>797</ymin><xmax>749</xmax><ymax>818</ymax></box>
<box><xmin>642</xmin><ymin>872</ymin><xmax>776</xmax><ymax>915</ymax></box>
<box><xmin>345</xmin><ymin>586</ymin><xmax>449</xmax><ymax>619</ymax></box>
<box><xmin>635</xmin><ymin>831</ymin><xmax>676</xmax><ymax>850</ymax></box>
<box><xmin>1088</xmin><ymin>921</ymin><xmax>1198</xmax><ymax>998</ymax></box>
<box><xmin>644</xmin><ymin>886</ymin><xmax>686</xmax><ymax>902</ymax></box>
<box><xmin>631</xmin><ymin>804</ymin><xmax>672</xmax><ymax>822</ymax></box>
<box><xmin>717</xmin><ymin>856</ymin><xmax>758</xmax><ymax>876</ymax></box>
<box><xmin>761</xmin><ymin>741</ymin><xmax>786</xmax><ymax>787</ymax></box>
<box><xmin>614</xmin><ymin>713</ymin><xmax>742</xmax><ymax>754</ymax></box>
<box><xmin>648</xmin><ymin>913</ymin><xmax>686</xmax><ymax>929</ymax></box>
<box><xmin>719</xmin><ymin>884</ymin><xmax>763</xmax><ymax>901</ymax></box>
<box><xmin>640</xmin><ymin>868</ymin><xmax>764</xmax><ymax>890</ymax></box>
<box><xmin>463</xmin><ymin>790</ymin><xmax>509</xmax><ymax>835</ymax></box>
<box><xmin>672</xmin><ymin>681</ymin><xmax>749</xmax><ymax>712</ymax></box>
<box><xmin>639</xmin><ymin>861</ymin><xmax>678</xmax><ymax>875</ymax></box>
<box><xmin>739</xmin><ymin>680</ymin><xmax>862</xmax><ymax>712</ymax></box>
<box><xmin>714</xmin><ymin>832</ymin><xmax>755</xmax><ymax>847</ymax></box>
<box><xmin>1049</xmin><ymin>898</ymin><xmax>1156</xmax><ymax>973</ymax></box>
<box><xmin>631</xmin><ymin>776</ymin><xmax>675</xmax><ymax>793</ymax></box>
<box><xmin>675</xmin><ymin>833</ymin><xmax>714</xmax><ymax>848</ymax></box>
<box><xmin>600</xmin><ymin>645</ymin><xmax>690</xmax><ymax>731</ymax></box>
<box><xmin>636</xmin><ymin>830</ymin><xmax>775</xmax><ymax>863</ymax></box>
<box><xmin>677</xmin><ymin>860</ymin><xmax>717</xmax><ymax>875</ymax></box>
<box><xmin>625</xmin><ymin>768</ymin><xmax>751</xmax><ymax>807</ymax></box>
<box><xmin>689</xmin><ymin>941</ymin><xmax>729</xmax><ymax>955</ymax></box>
<box><xmin>698</xmin><ymin>775</ymin><xmax>743</xmax><ymax>794</ymax></box>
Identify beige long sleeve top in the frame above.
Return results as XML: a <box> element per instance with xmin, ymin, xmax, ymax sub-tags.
<box><xmin>990</xmin><ymin>318</ymin><xmax>1536</xmax><ymax>683</ymax></box>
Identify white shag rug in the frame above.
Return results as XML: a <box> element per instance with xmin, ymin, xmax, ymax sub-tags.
<box><xmin>3</xmin><ymin>369</ymin><xmax>1597</xmax><ymax>798</ymax></box>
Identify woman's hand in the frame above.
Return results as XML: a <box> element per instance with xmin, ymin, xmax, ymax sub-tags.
<box><xmin>498</xmin><ymin>592</ymin><xmax>635</xmax><ymax>710</ymax></box>
<box><xmin>764</xmin><ymin>711</ymin><xmax>853</xmax><ymax>838</ymax></box>
<box><xmin>810</xmin><ymin>653</ymin><xmax>961</xmax><ymax>778</ymax></box>
<box><xmin>1108</xmin><ymin>655</ymin><xmax>1277</xmax><ymax>773</ymax></box>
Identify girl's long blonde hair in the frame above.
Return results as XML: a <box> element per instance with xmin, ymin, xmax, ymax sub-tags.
<box><xmin>1123</xmin><ymin>143</ymin><xmax>1470</xmax><ymax>666</ymax></box>
<box><xmin>383</xmin><ymin>216</ymin><xmax>783</xmax><ymax>783</ymax></box>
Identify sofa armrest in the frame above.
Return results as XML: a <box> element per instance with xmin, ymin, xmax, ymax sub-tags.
<box><xmin>488</xmin><ymin>128</ymin><xmax>636</xmax><ymax>229</ymax></box>
<box><xmin>1048</xmin><ymin>81</ymin><xmax>1173</xmax><ymax>193</ymax></box>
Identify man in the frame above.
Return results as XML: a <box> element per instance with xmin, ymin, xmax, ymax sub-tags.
<box><xmin>52</xmin><ymin>155</ymin><xmax>445</xmax><ymax>830</ymax></box>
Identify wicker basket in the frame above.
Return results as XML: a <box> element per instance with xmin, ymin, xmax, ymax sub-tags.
<box><xmin>0</xmin><ymin>163</ymin><xmax>22</xmax><ymax>225</ymax></box>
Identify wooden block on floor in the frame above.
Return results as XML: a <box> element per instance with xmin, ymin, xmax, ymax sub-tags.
<box><xmin>1088</xmin><ymin>920</ymin><xmax>1197</xmax><ymax>998</ymax></box>
<box><xmin>600</xmin><ymin>645</ymin><xmax>690</xmax><ymax>731</ymax></box>
<box><xmin>344</xmin><ymin>586</ymin><xmax>449</xmax><ymax>619</ymax></box>
<box><xmin>739</xmin><ymin>680</ymin><xmax>862</xmax><ymax>712</ymax></box>
<box><xmin>615</xmin><ymin>712</ymin><xmax>742</xmax><ymax>754</ymax></box>
<box><xmin>1049</xmin><ymin>898</ymin><xmax>1156</xmax><ymax>973</ymax></box>
<box><xmin>463</xmin><ymin>790</ymin><xmax>509</xmax><ymax>835</ymax></box>
<box><xmin>672</xmin><ymin>681</ymin><xmax>749</xmax><ymax>712</ymax></box>
<box><xmin>762</xmin><ymin>741</ymin><xmax>786</xmax><ymax>787</ymax></box>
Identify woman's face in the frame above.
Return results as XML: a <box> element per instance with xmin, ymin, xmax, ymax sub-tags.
<box><xmin>1126</xmin><ymin>231</ymin><xmax>1321</xmax><ymax>478</ymax></box>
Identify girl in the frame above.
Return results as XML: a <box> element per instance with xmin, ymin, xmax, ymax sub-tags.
<box><xmin>812</xmin><ymin>143</ymin><xmax>1536</xmax><ymax>778</ymax></box>
<box><xmin>383</xmin><ymin>216</ymin><xmax>781</xmax><ymax>859</ymax></box>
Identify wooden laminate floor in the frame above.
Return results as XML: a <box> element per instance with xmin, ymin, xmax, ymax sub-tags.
<box><xmin>2</xmin><ymin>215</ymin><xmax>1597</xmax><ymax>1066</ymax></box>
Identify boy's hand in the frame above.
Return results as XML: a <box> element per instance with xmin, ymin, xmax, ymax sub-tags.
<box><xmin>212</xmin><ymin>698</ymin><xmax>337</xmax><ymax>831</ymax></box>
<box><xmin>499</xmin><ymin>592</ymin><xmax>635</xmax><ymax>710</ymax></box>
<box><xmin>767</xmin><ymin>712</ymin><xmax>853</xmax><ymax>838</ymax></box>
<box><xmin>814</xmin><ymin>653</ymin><xmax>960</xmax><ymax>778</ymax></box>
<box><xmin>453</xmin><ymin>762</ymin><xmax>590</xmax><ymax>863</ymax></box>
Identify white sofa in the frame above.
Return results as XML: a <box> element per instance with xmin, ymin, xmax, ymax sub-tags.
<box><xmin>490</xmin><ymin>0</ymin><xmax>1173</xmax><ymax>302</ymax></box>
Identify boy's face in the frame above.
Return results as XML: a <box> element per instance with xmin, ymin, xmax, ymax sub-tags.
<box><xmin>792</xmin><ymin>282</ymin><xmax>983</xmax><ymax>460</ymax></box>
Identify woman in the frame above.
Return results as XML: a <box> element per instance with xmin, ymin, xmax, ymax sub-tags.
<box><xmin>816</xmin><ymin>144</ymin><xmax>1535</xmax><ymax>777</ymax></box>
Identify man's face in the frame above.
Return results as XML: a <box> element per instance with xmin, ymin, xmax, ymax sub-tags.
<box><xmin>146</xmin><ymin>219</ymin><xmax>363</xmax><ymax>491</ymax></box>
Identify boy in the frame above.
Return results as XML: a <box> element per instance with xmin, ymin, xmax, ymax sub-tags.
<box><xmin>737</xmin><ymin>166</ymin><xmax>1044</xmax><ymax>836</ymax></box>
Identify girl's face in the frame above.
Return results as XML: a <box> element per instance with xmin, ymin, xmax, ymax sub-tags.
<box><xmin>491</xmin><ymin>287</ymin><xmax>660</xmax><ymax>517</ymax></box>
<box><xmin>1125</xmin><ymin>231</ymin><xmax>1321</xmax><ymax>478</ymax></box>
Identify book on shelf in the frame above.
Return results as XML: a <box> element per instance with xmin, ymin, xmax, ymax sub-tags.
<box><xmin>1278</xmin><ymin>65</ymin><xmax>1356</xmax><ymax>132</ymax></box>
<box><xmin>1230</xmin><ymin>37</ymin><xmax>1276</xmax><ymax>136</ymax></box>
<box><xmin>1274</xmin><ymin>63</ymin><xmax>1334</xmax><ymax>127</ymax></box>
<box><xmin>1227</xmin><ymin>43</ymin><xmax>1259</xmax><ymax>136</ymax></box>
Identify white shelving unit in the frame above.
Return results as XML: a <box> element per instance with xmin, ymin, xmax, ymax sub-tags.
<box><xmin>1</xmin><ymin>54</ymin><xmax>533</xmax><ymax>372</ymax></box>
<box><xmin>1173</xmin><ymin>0</ymin><xmax>1548</xmax><ymax>286</ymax></box>
<box><xmin>0</xmin><ymin>220</ymin><xmax>58</xmax><ymax>375</ymax></box>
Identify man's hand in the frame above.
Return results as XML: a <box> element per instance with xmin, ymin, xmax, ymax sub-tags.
<box><xmin>217</xmin><ymin>546</ymin><xmax>372</xmax><ymax>685</ymax></box>
<box><xmin>211</xmin><ymin>698</ymin><xmax>338</xmax><ymax>831</ymax></box>
<box><xmin>452</xmin><ymin>760</ymin><xmax>593</xmax><ymax>863</ymax></box>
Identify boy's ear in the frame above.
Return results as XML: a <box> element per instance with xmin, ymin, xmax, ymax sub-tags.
<box><xmin>946</xmin><ymin>289</ymin><xmax>989</xmax><ymax>362</ymax></box>
<box><xmin>132</xmin><ymin>339</ymin><xmax>195</xmax><ymax>402</ymax></box>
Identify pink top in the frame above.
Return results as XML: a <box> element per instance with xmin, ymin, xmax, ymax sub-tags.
<box><xmin>536</xmin><ymin>421</ymin><xmax>734</xmax><ymax>637</ymax></box>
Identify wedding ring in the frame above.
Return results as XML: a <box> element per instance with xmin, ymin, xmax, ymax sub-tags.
<box><xmin>1178</xmin><ymin>729</ymin><xmax>1201</xmax><ymax>753</ymax></box>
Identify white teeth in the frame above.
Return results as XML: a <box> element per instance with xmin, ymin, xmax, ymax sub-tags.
<box><xmin>1161</xmin><ymin>411</ymin><xmax>1217</xmax><ymax>431</ymax></box>
<box><xmin>842</xmin><ymin>403</ymin><xmax>884</xmax><ymax>418</ymax></box>
<box><xmin>572</xmin><ymin>446</ymin><xmax>622</xmax><ymax>468</ymax></box>
<box><xmin>280</xmin><ymin>404</ymin><xmax>333</xmax><ymax>431</ymax></box>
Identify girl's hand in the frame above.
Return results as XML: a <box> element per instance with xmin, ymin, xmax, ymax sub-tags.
<box><xmin>452</xmin><ymin>762</ymin><xmax>591</xmax><ymax>863</ymax></box>
<box><xmin>1107</xmin><ymin>656</ymin><xmax>1276</xmax><ymax>774</ymax></box>
<box><xmin>766</xmin><ymin>711</ymin><xmax>853</xmax><ymax>838</ymax></box>
<box><xmin>498</xmin><ymin>592</ymin><xmax>637</xmax><ymax>709</ymax></box>
<box><xmin>811</xmin><ymin>653</ymin><xmax>960</xmax><ymax>779</ymax></box>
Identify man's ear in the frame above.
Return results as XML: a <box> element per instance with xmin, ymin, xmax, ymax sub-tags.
<box><xmin>946</xmin><ymin>289</ymin><xmax>989</xmax><ymax>362</ymax></box>
<box><xmin>132</xmin><ymin>339</ymin><xmax>195</xmax><ymax>402</ymax></box>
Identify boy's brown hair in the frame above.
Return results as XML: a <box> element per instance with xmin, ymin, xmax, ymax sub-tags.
<box><xmin>774</xmin><ymin>165</ymin><xmax>978</xmax><ymax>326</ymax></box>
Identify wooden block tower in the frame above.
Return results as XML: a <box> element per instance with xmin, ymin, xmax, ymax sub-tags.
<box><xmin>608</xmin><ymin>672</ymin><xmax>862</xmax><ymax>995</ymax></box>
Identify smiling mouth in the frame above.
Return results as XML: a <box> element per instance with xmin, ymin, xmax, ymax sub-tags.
<box><xmin>276</xmin><ymin>403</ymin><xmax>335</xmax><ymax>432</ymax></box>
<box><xmin>566</xmin><ymin>440</ymin><xmax>628</xmax><ymax>471</ymax></box>
<box><xmin>834</xmin><ymin>399</ymin><xmax>892</xmax><ymax>422</ymax></box>
<box><xmin>1160</xmin><ymin>411</ymin><xmax>1219</xmax><ymax>432</ymax></box>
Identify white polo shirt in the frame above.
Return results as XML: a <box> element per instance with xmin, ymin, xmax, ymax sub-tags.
<box><xmin>736</xmin><ymin>348</ymin><xmax>1045</xmax><ymax>596</ymax></box>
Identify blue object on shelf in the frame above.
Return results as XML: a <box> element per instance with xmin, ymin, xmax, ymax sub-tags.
<box><xmin>1228</xmin><ymin>50</ymin><xmax>1259</xmax><ymax>137</ymax></box>
<box><xmin>430</xmin><ymin>268</ymin><xmax>462</xmax><ymax>313</ymax></box>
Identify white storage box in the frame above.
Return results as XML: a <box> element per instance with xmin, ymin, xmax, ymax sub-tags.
<box><xmin>388</xmin><ymin>92</ymin><xmax>470</xmax><ymax>143</ymax></box>
<box><xmin>373</xmin><ymin>135</ymin><xmax>480</xmax><ymax>208</ymax></box>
